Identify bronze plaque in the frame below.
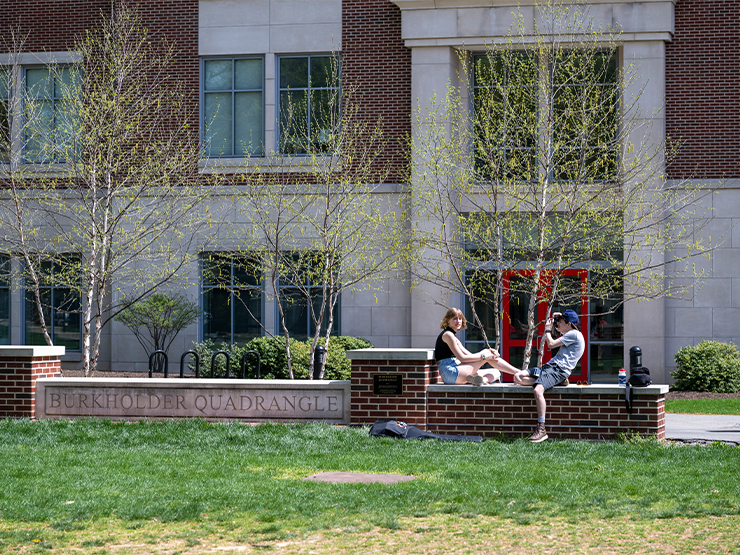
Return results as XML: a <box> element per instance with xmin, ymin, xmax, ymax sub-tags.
<box><xmin>373</xmin><ymin>373</ymin><xmax>403</xmax><ymax>396</ymax></box>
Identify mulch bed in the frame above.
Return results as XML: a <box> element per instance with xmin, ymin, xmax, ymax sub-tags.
<box><xmin>664</xmin><ymin>390</ymin><xmax>740</xmax><ymax>400</ymax></box>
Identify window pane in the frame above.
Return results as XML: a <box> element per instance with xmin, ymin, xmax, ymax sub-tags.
<box><xmin>280</xmin><ymin>289</ymin><xmax>309</xmax><ymax>340</ymax></box>
<box><xmin>54</xmin><ymin>288</ymin><xmax>81</xmax><ymax>350</ymax></box>
<box><xmin>235</xmin><ymin>59</ymin><xmax>262</xmax><ymax>90</ymax></box>
<box><xmin>0</xmin><ymin>289</ymin><xmax>8</xmax><ymax>345</ymax></box>
<box><xmin>25</xmin><ymin>289</ymin><xmax>52</xmax><ymax>346</ymax></box>
<box><xmin>310</xmin><ymin>56</ymin><xmax>334</xmax><ymax>89</ymax></box>
<box><xmin>589</xmin><ymin>343</ymin><xmax>622</xmax><ymax>384</ymax></box>
<box><xmin>233</xmin><ymin>256</ymin><xmax>261</xmax><ymax>287</ymax></box>
<box><xmin>205</xmin><ymin>92</ymin><xmax>232</xmax><ymax>156</ymax></box>
<box><xmin>26</xmin><ymin>68</ymin><xmax>52</xmax><ymax>99</ymax></box>
<box><xmin>280</xmin><ymin>89</ymin><xmax>308</xmax><ymax>154</ymax></box>
<box><xmin>25</xmin><ymin>99</ymin><xmax>54</xmax><ymax>161</ymax></box>
<box><xmin>55</xmin><ymin>67</ymin><xmax>72</xmax><ymax>97</ymax></box>
<box><xmin>202</xmin><ymin>253</ymin><xmax>264</xmax><ymax>345</ymax></box>
<box><xmin>205</xmin><ymin>60</ymin><xmax>232</xmax><ymax>91</ymax></box>
<box><xmin>280</xmin><ymin>58</ymin><xmax>308</xmax><ymax>88</ymax></box>
<box><xmin>233</xmin><ymin>289</ymin><xmax>262</xmax><ymax>345</ymax></box>
<box><xmin>0</xmin><ymin>68</ymin><xmax>8</xmax><ymax>98</ymax></box>
<box><xmin>234</xmin><ymin>91</ymin><xmax>262</xmax><ymax>156</ymax></box>
<box><xmin>202</xmin><ymin>253</ymin><xmax>231</xmax><ymax>287</ymax></box>
<box><xmin>203</xmin><ymin>288</ymin><xmax>232</xmax><ymax>343</ymax></box>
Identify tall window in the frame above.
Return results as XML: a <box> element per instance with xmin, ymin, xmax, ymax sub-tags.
<box><xmin>23</xmin><ymin>66</ymin><xmax>79</xmax><ymax>163</ymax></box>
<box><xmin>24</xmin><ymin>258</ymin><xmax>81</xmax><ymax>350</ymax></box>
<box><xmin>1</xmin><ymin>67</ymin><xmax>10</xmax><ymax>163</ymax></box>
<box><xmin>278</xmin><ymin>55</ymin><xmax>339</xmax><ymax>155</ymax></box>
<box><xmin>202</xmin><ymin>58</ymin><xmax>264</xmax><ymax>157</ymax></box>
<box><xmin>473</xmin><ymin>51</ymin><xmax>619</xmax><ymax>182</ymax></box>
<box><xmin>201</xmin><ymin>253</ymin><xmax>263</xmax><ymax>345</ymax></box>
<box><xmin>277</xmin><ymin>252</ymin><xmax>339</xmax><ymax>340</ymax></box>
<box><xmin>0</xmin><ymin>255</ymin><xmax>10</xmax><ymax>345</ymax></box>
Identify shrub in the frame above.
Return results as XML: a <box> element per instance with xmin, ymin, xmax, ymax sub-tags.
<box><xmin>672</xmin><ymin>340</ymin><xmax>740</xmax><ymax>393</ymax></box>
<box><xmin>190</xmin><ymin>336</ymin><xmax>373</xmax><ymax>380</ymax></box>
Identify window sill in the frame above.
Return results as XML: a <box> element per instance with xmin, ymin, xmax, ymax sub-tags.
<box><xmin>199</xmin><ymin>154</ymin><xmax>341</xmax><ymax>174</ymax></box>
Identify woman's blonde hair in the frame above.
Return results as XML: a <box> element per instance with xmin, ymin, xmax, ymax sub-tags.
<box><xmin>440</xmin><ymin>307</ymin><xmax>467</xmax><ymax>330</ymax></box>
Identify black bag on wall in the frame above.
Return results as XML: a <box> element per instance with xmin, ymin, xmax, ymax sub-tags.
<box><xmin>625</xmin><ymin>367</ymin><xmax>652</xmax><ymax>413</ymax></box>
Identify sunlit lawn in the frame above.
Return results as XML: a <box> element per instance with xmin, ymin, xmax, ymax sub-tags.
<box><xmin>1</xmin><ymin>419</ymin><xmax>738</xmax><ymax>554</ymax></box>
<box><xmin>666</xmin><ymin>397</ymin><xmax>740</xmax><ymax>415</ymax></box>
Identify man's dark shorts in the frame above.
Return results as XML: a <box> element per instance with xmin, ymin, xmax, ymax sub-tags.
<box><xmin>527</xmin><ymin>361</ymin><xmax>569</xmax><ymax>391</ymax></box>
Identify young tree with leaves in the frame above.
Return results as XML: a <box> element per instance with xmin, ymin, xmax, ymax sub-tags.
<box><xmin>0</xmin><ymin>5</ymin><xmax>218</xmax><ymax>375</ymax></box>
<box><xmin>231</xmin><ymin>55</ymin><xmax>410</xmax><ymax>378</ymax></box>
<box><xmin>411</xmin><ymin>1</ymin><xmax>716</xmax><ymax>371</ymax></box>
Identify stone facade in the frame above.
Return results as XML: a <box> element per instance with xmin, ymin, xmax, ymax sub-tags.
<box><xmin>1</xmin><ymin>1</ymin><xmax>738</xmax><ymax>384</ymax></box>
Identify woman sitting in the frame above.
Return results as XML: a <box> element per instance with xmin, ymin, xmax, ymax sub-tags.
<box><xmin>435</xmin><ymin>308</ymin><xmax>501</xmax><ymax>385</ymax></box>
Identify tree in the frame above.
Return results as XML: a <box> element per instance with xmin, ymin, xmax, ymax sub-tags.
<box><xmin>229</xmin><ymin>54</ymin><xmax>410</xmax><ymax>378</ymax></box>
<box><xmin>410</xmin><ymin>0</ymin><xmax>717</xmax><ymax>370</ymax></box>
<box><xmin>0</xmin><ymin>5</ymin><xmax>218</xmax><ymax>375</ymax></box>
<box><xmin>115</xmin><ymin>293</ymin><xmax>200</xmax><ymax>372</ymax></box>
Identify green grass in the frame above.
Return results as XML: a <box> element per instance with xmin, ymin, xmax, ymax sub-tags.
<box><xmin>0</xmin><ymin>419</ymin><xmax>739</xmax><ymax>553</ymax></box>
<box><xmin>666</xmin><ymin>398</ymin><xmax>740</xmax><ymax>415</ymax></box>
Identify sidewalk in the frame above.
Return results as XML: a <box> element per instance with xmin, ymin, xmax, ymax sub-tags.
<box><xmin>664</xmin><ymin>413</ymin><xmax>740</xmax><ymax>445</ymax></box>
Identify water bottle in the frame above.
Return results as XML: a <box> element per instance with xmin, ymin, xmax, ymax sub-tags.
<box><xmin>618</xmin><ymin>368</ymin><xmax>627</xmax><ymax>387</ymax></box>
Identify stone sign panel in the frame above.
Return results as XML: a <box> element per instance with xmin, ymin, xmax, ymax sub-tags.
<box><xmin>35</xmin><ymin>378</ymin><xmax>350</xmax><ymax>423</ymax></box>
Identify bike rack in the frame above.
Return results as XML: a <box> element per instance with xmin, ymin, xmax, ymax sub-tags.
<box><xmin>148</xmin><ymin>350</ymin><xmax>168</xmax><ymax>378</ymax></box>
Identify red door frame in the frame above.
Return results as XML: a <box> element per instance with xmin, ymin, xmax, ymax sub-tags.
<box><xmin>500</xmin><ymin>269</ymin><xmax>588</xmax><ymax>383</ymax></box>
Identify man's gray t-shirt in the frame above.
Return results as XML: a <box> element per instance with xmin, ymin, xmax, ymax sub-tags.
<box><xmin>551</xmin><ymin>330</ymin><xmax>585</xmax><ymax>373</ymax></box>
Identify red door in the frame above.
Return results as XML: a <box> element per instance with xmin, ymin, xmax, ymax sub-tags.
<box><xmin>500</xmin><ymin>269</ymin><xmax>588</xmax><ymax>383</ymax></box>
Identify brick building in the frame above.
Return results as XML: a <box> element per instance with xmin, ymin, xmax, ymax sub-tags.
<box><xmin>1</xmin><ymin>0</ymin><xmax>738</xmax><ymax>384</ymax></box>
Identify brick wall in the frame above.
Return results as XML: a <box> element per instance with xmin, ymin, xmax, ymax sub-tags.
<box><xmin>350</xmin><ymin>356</ymin><xmax>438</xmax><ymax>429</ymax></box>
<box><xmin>0</xmin><ymin>353</ymin><xmax>62</xmax><ymax>418</ymax></box>
<box><xmin>348</xmin><ymin>349</ymin><xmax>667</xmax><ymax>440</ymax></box>
<box><xmin>3</xmin><ymin>1</ymin><xmax>111</xmax><ymax>51</ymax></box>
<box><xmin>666</xmin><ymin>0</ymin><xmax>740</xmax><ymax>178</ymax></box>
<box><xmin>342</xmin><ymin>0</ymin><xmax>412</xmax><ymax>184</ymax></box>
<box><xmin>427</xmin><ymin>388</ymin><xmax>665</xmax><ymax>441</ymax></box>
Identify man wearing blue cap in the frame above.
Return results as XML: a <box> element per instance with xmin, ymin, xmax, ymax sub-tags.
<box><xmin>488</xmin><ymin>309</ymin><xmax>585</xmax><ymax>443</ymax></box>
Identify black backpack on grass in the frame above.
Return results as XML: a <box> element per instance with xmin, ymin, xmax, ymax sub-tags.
<box><xmin>625</xmin><ymin>367</ymin><xmax>652</xmax><ymax>413</ymax></box>
<box><xmin>369</xmin><ymin>419</ymin><xmax>482</xmax><ymax>442</ymax></box>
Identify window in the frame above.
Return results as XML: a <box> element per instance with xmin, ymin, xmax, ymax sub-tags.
<box><xmin>473</xmin><ymin>50</ymin><xmax>619</xmax><ymax>182</ymax></box>
<box><xmin>277</xmin><ymin>252</ymin><xmax>338</xmax><ymax>340</ymax></box>
<box><xmin>1</xmin><ymin>67</ymin><xmax>9</xmax><ymax>163</ymax></box>
<box><xmin>278</xmin><ymin>55</ymin><xmax>339</xmax><ymax>155</ymax></box>
<box><xmin>201</xmin><ymin>253</ymin><xmax>263</xmax><ymax>345</ymax></box>
<box><xmin>24</xmin><ymin>258</ymin><xmax>81</xmax><ymax>350</ymax></box>
<box><xmin>202</xmin><ymin>58</ymin><xmax>264</xmax><ymax>157</ymax></box>
<box><xmin>23</xmin><ymin>66</ymin><xmax>79</xmax><ymax>163</ymax></box>
<box><xmin>0</xmin><ymin>255</ymin><xmax>10</xmax><ymax>345</ymax></box>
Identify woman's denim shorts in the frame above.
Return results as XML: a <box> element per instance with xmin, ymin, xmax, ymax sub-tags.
<box><xmin>437</xmin><ymin>357</ymin><xmax>460</xmax><ymax>384</ymax></box>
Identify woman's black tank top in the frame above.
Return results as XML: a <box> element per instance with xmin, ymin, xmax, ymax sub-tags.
<box><xmin>434</xmin><ymin>328</ymin><xmax>455</xmax><ymax>361</ymax></box>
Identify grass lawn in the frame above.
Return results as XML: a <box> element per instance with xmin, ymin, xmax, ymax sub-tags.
<box><xmin>1</xmin><ymin>419</ymin><xmax>739</xmax><ymax>554</ymax></box>
<box><xmin>665</xmin><ymin>398</ymin><xmax>740</xmax><ymax>415</ymax></box>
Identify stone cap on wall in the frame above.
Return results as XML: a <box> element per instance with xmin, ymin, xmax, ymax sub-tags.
<box><xmin>346</xmin><ymin>348</ymin><xmax>435</xmax><ymax>361</ymax></box>
<box><xmin>0</xmin><ymin>345</ymin><xmax>66</xmax><ymax>357</ymax></box>
<box><xmin>428</xmin><ymin>383</ymin><xmax>670</xmax><ymax>395</ymax></box>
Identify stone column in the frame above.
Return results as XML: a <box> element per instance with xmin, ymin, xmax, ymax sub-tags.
<box><xmin>348</xmin><ymin>348</ymin><xmax>437</xmax><ymax>429</ymax></box>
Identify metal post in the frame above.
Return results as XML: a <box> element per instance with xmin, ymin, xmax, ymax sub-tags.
<box><xmin>313</xmin><ymin>345</ymin><xmax>327</xmax><ymax>380</ymax></box>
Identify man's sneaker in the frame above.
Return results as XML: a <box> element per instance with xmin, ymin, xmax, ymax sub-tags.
<box><xmin>558</xmin><ymin>378</ymin><xmax>569</xmax><ymax>387</ymax></box>
<box><xmin>466</xmin><ymin>374</ymin><xmax>484</xmax><ymax>386</ymax></box>
<box><xmin>529</xmin><ymin>423</ymin><xmax>548</xmax><ymax>443</ymax></box>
